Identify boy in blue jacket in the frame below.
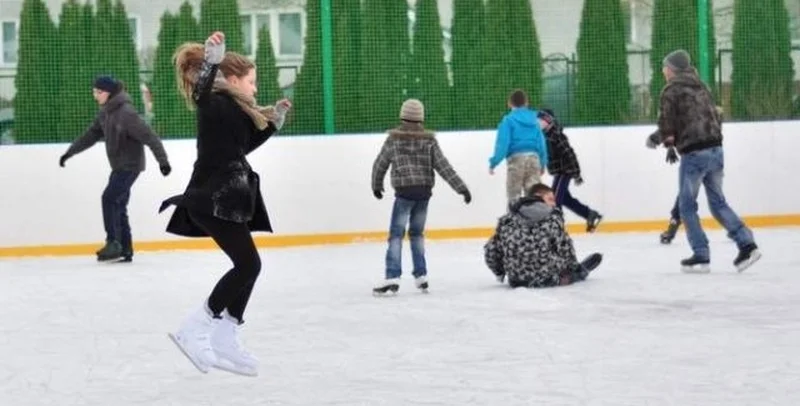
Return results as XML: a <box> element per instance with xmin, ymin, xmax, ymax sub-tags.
<box><xmin>489</xmin><ymin>89</ymin><xmax>549</xmax><ymax>204</ymax></box>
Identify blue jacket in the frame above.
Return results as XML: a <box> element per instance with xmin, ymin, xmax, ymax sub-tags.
<box><xmin>488</xmin><ymin>107</ymin><xmax>548</xmax><ymax>170</ymax></box>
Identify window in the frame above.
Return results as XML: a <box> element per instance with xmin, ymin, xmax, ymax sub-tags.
<box><xmin>128</xmin><ymin>17</ymin><xmax>141</xmax><ymax>50</ymax></box>
<box><xmin>788</xmin><ymin>0</ymin><xmax>800</xmax><ymax>42</ymax></box>
<box><xmin>241</xmin><ymin>10</ymin><xmax>304</xmax><ymax>58</ymax></box>
<box><xmin>621</xmin><ymin>0</ymin><xmax>651</xmax><ymax>47</ymax></box>
<box><xmin>278</xmin><ymin>12</ymin><xmax>302</xmax><ymax>56</ymax></box>
<box><xmin>1</xmin><ymin>20</ymin><xmax>18</xmax><ymax>65</ymax></box>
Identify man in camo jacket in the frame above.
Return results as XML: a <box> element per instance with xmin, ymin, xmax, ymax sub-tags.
<box><xmin>483</xmin><ymin>183</ymin><xmax>602</xmax><ymax>288</ymax></box>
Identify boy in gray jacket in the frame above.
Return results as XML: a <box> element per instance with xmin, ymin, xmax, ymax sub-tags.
<box><xmin>371</xmin><ymin>99</ymin><xmax>471</xmax><ymax>295</ymax></box>
<box><xmin>60</xmin><ymin>75</ymin><xmax>171</xmax><ymax>262</ymax></box>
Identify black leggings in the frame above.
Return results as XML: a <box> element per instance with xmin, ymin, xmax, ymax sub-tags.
<box><xmin>189</xmin><ymin>210</ymin><xmax>262</xmax><ymax>323</ymax></box>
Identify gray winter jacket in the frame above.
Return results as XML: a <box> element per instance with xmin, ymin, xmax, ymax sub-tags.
<box><xmin>64</xmin><ymin>92</ymin><xmax>169</xmax><ymax>172</ymax></box>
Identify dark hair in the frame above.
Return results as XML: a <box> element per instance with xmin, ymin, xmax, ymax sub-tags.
<box><xmin>509</xmin><ymin>89</ymin><xmax>528</xmax><ymax>107</ymax></box>
<box><xmin>527</xmin><ymin>183</ymin><xmax>553</xmax><ymax>197</ymax></box>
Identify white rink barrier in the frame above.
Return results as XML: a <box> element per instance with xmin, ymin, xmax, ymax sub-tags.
<box><xmin>1</xmin><ymin>120</ymin><xmax>798</xmax><ymax>257</ymax></box>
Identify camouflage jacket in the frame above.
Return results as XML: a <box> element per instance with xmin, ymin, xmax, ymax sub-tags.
<box><xmin>657</xmin><ymin>72</ymin><xmax>723</xmax><ymax>154</ymax></box>
<box><xmin>484</xmin><ymin>197</ymin><xmax>578</xmax><ymax>288</ymax></box>
<box><xmin>371</xmin><ymin>122</ymin><xmax>468</xmax><ymax>199</ymax></box>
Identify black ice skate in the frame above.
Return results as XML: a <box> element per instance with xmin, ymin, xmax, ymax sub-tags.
<box><xmin>372</xmin><ymin>278</ymin><xmax>400</xmax><ymax>296</ymax></box>
<box><xmin>96</xmin><ymin>241</ymin><xmax>123</xmax><ymax>262</ymax></box>
<box><xmin>572</xmin><ymin>253</ymin><xmax>603</xmax><ymax>282</ymax></box>
<box><xmin>586</xmin><ymin>211</ymin><xmax>603</xmax><ymax>233</ymax></box>
<box><xmin>680</xmin><ymin>255</ymin><xmax>710</xmax><ymax>273</ymax></box>
<box><xmin>660</xmin><ymin>219</ymin><xmax>681</xmax><ymax>244</ymax></box>
<box><xmin>733</xmin><ymin>243</ymin><xmax>761</xmax><ymax>273</ymax></box>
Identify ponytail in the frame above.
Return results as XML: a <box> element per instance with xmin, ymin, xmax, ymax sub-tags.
<box><xmin>172</xmin><ymin>42</ymin><xmax>205</xmax><ymax>108</ymax></box>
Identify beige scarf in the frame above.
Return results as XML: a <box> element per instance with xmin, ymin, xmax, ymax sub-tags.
<box><xmin>211</xmin><ymin>75</ymin><xmax>276</xmax><ymax>131</ymax></box>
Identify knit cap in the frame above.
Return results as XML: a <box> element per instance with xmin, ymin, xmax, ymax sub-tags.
<box><xmin>93</xmin><ymin>75</ymin><xmax>121</xmax><ymax>94</ymax></box>
<box><xmin>662</xmin><ymin>49</ymin><xmax>692</xmax><ymax>72</ymax></box>
<box><xmin>400</xmin><ymin>99</ymin><xmax>424</xmax><ymax>122</ymax></box>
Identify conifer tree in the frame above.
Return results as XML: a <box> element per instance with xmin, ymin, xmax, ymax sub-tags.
<box><xmin>575</xmin><ymin>0</ymin><xmax>630</xmax><ymax>124</ymax></box>
<box><xmin>200</xmin><ymin>0</ymin><xmax>243</xmax><ymax>54</ymax></box>
<box><xmin>451</xmin><ymin>0</ymin><xmax>487</xmax><ymax>129</ymax></box>
<box><xmin>14</xmin><ymin>0</ymin><xmax>59</xmax><ymax>143</ymax></box>
<box><xmin>484</xmin><ymin>0</ymin><xmax>542</xmax><ymax>122</ymax></box>
<box><xmin>151</xmin><ymin>12</ymin><xmax>180</xmax><ymax>136</ymax></box>
<box><xmin>731</xmin><ymin>0</ymin><xmax>794</xmax><ymax>119</ymax></box>
<box><xmin>332</xmin><ymin>0</ymin><xmax>362</xmax><ymax>133</ymax></box>
<box><xmin>287</xmin><ymin>0</ymin><xmax>323</xmax><ymax>135</ymax></box>
<box><xmin>255</xmin><ymin>27</ymin><xmax>282</xmax><ymax>107</ymax></box>
<box><xmin>57</xmin><ymin>0</ymin><xmax>95</xmax><ymax>141</ymax></box>
<box><xmin>409</xmin><ymin>0</ymin><xmax>451</xmax><ymax>130</ymax></box>
<box><xmin>650</xmin><ymin>0</ymin><xmax>717</xmax><ymax>117</ymax></box>
<box><xmin>92</xmin><ymin>0</ymin><xmax>116</xmax><ymax>77</ymax></box>
<box><xmin>112</xmin><ymin>0</ymin><xmax>143</xmax><ymax>113</ymax></box>
<box><xmin>359</xmin><ymin>0</ymin><xmax>409</xmax><ymax>131</ymax></box>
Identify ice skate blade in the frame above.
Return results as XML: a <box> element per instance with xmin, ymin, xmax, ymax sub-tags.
<box><xmin>681</xmin><ymin>264</ymin><xmax>710</xmax><ymax>274</ymax></box>
<box><xmin>168</xmin><ymin>333</ymin><xmax>210</xmax><ymax>374</ymax></box>
<box><xmin>212</xmin><ymin>359</ymin><xmax>258</xmax><ymax>377</ymax></box>
<box><xmin>736</xmin><ymin>250</ymin><xmax>762</xmax><ymax>273</ymax></box>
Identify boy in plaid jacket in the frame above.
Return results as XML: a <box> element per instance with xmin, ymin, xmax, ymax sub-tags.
<box><xmin>537</xmin><ymin>109</ymin><xmax>603</xmax><ymax>232</ymax></box>
<box><xmin>371</xmin><ymin>99</ymin><xmax>472</xmax><ymax>295</ymax></box>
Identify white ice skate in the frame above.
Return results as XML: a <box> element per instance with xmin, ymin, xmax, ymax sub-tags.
<box><xmin>211</xmin><ymin>312</ymin><xmax>259</xmax><ymax>377</ymax></box>
<box><xmin>168</xmin><ymin>303</ymin><xmax>220</xmax><ymax>374</ymax></box>
<box><xmin>414</xmin><ymin>275</ymin><xmax>429</xmax><ymax>293</ymax></box>
<box><xmin>372</xmin><ymin>278</ymin><xmax>400</xmax><ymax>296</ymax></box>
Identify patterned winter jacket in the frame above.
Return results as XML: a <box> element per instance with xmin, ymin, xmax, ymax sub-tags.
<box><xmin>484</xmin><ymin>197</ymin><xmax>579</xmax><ymax>288</ymax></box>
<box><xmin>542</xmin><ymin>121</ymin><xmax>581</xmax><ymax>178</ymax></box>
<box><xmin>371</xmin><ymin>122</ymin><xmax>469</xmax><ymax>200</ymax></box>
<box><xmin>657</xmin><ymin>70</ymin><xmax>723</xmax><ymax>154</ymax></box>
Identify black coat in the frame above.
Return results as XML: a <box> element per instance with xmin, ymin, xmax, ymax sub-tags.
<box><xmin>159</xmin><ymin>63</ymin><xmax>277</xmax><ymax>237</ymax></box>
<box><xmin>543</xmin><ymin>123</ymin><xmax>581</xmax><ymax>178</ymax></box>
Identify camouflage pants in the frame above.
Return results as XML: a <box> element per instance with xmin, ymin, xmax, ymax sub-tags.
<box><xmin>506</xmin><ymin>153</ymin><xmax>542</xmax><ymax>202</ymax></box>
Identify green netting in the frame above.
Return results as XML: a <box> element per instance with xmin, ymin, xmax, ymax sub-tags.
<box><xmin>2</xmin><ymin>0</ymin><xmax>799</xmax><ymax>144</ymax></box>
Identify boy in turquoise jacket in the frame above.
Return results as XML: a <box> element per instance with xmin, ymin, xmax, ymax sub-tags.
<box><xmin>489</xmin><ymin>89</ymin><xmax>549</xmax><ymax>203</ymax></box>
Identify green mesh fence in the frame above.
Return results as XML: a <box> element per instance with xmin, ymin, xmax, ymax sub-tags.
<box><xmin>2</xmin><ymin>0</ymin><xmax>799</xmax><ymax>144</ymax></box>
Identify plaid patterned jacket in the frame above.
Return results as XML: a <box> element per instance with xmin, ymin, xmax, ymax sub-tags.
<box><xmin>371</xmin><ymin>122</ymin><xmax>468</xmax><ymax>198</ymax></box>
<box><xmin>544</xmin><ymin>123</ymin><xmax>581</xmax><ymax>178</ymax></box>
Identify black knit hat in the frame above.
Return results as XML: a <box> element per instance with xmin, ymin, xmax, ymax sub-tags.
<box><xmin>662</xmin><ymin>50</ymin><xmax>692</xmax><ymax>72</ymax></box>
<box><xmin>93</xmin><ymin>75</ymin><xmax>121</xmax><ymax>94</ymax></box>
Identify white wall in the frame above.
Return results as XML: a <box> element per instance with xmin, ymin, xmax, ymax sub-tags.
<box><xmin>1</xmin><ymin>121</ymin><xmax>798</xmax><ymax>249</ymax></box>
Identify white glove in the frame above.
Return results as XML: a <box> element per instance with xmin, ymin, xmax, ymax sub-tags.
<box><xmin>496</xmin><ymin>274</ymin><xmax>505</xmax><ymax>284</ymax></box>
<box><xmin>204</xmin><ymin>35</ymin><xmax>225</xmax><ymax>64</ymax></box>
<box><xmin>272</xmin><ymin>99</ymin><xmax>292</xmax><ymax>130</ymax></box>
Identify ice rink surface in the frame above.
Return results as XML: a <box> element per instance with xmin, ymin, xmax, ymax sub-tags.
<box><xmin>1</xmin><ymin>228</ymin><xmax>798</xmax><ymax>406</ymax></box>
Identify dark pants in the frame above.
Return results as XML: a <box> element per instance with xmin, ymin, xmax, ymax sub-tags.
<box><xmin>551</xmin><ymin>174</ymin><xmax>591</xmax><ymax>219</ymax></box>
<box><xmin>189</xmin><ymin>210</ymin><xmax>262</xmax><ymax>323</ymax></box>
<box><xmin>102</xmin><ymin>170</ymin><xmax>140</xmax><ymax>253</ymax></box>
<box><xmin>670</xmin><ymin>195</ymin><xmax>680</xmax><ymax>222</ymax></box>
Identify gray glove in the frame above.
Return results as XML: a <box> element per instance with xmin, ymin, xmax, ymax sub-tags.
<box><xmin>666</xmin><ymin>147</ymin><xmax>679</xmax><ymax>164</ymax></box>
<box><xmin>204</xmin><ymin>37</ymin><xmax>225</xmax><ymax>64</ymax></box>
<box><xmin>646</xmin><ymin>131</ymin><xmax>660</xmax><ymax>149</ymax></box>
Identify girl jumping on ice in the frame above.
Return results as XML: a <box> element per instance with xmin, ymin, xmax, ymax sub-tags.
<box><xmin>159</xmin><ymin>31</ymin><xmax>291</xmax><ymax>376</ymax></box>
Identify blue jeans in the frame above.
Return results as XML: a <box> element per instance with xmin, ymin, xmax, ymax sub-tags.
<box><xmin>678</xmin><ymin>147</ymin><xmax>754</xmax><ymax>259</ymax></box>
<box><xmin>102</xmin><ymin>170</ymin><xmax>140</xmax><ymax>253</ymax></box>
<box><xmin>385</xmin><ymin>197</ymin><xmax>429</xmax><ymax>279</ymax></box>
